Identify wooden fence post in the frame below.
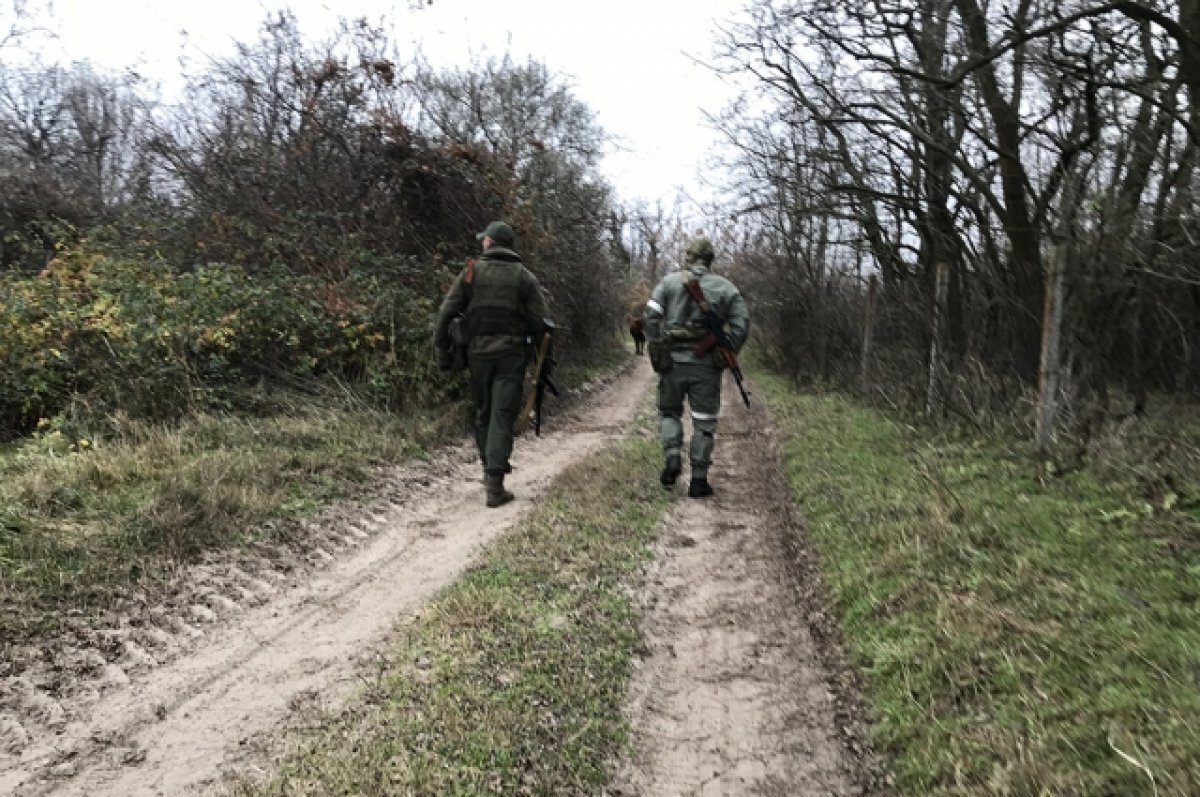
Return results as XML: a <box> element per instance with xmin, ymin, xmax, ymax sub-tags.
<box><xmin>925</xmin><ymin>261</ymin><xmax>949</xmax><ymax>417</ymax></box>
<box><xmin>860</xmin><ymin>274</ymin><xmax>877</xmax><ymax>395</ymax></box>
<box><xmin>1036</xmin><ymin>239</ymin><xmax>1066</xmax><ymax>452</ymax></box>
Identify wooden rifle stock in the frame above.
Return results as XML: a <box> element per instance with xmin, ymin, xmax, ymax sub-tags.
<box><xmin>515</xmin><ymin>322</ymin><xmax>558</xmax><ymax>435</ymax></box>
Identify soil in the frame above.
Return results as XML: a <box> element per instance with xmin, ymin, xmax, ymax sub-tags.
<box><xmin>0</xmin><ymin>356</ymin><xmax>881</xmax><ymax>797</ymax></box>
<box><xmin>607</xmin><ymin>369</ymin><xmax>881</xmax><ymax>796</ymax></box>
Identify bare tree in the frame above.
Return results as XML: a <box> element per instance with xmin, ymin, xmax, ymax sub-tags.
<box><xmin>410</xmin><ymin>53</ymin><xmax>625</xmax><ymax>352</ymax></box>
<box><xmin>0</xmin><ymin>60</ymin><xmax>156</xmax><ymax>267</ymax></box>
<box><xmin>712</xmin><ymin>0</ymin><xmax>1200</xmax><ymax>435</ymax></box>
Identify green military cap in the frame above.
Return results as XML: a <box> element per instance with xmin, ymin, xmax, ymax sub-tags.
<box><xmin>476</xmin><ymin>220</ymin><xmax>515</xmax><ymax>246</ymax></box>
<box><xmin>685</xmin><ymin>237</ymin><xmax>715</xmax><ymax>263</ymax></box>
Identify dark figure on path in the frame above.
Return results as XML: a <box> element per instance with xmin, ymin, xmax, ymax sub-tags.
<box><xmin>629</xmin><ymin>316</ymin><xmax>646</xmax><ymax>355</ymax></box>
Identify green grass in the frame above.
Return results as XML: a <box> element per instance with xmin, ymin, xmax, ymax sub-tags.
<box><xmin>0</xmin><ymin>342</ymin><xmax>635</xmax><ymax>651</ymax></box>
<box><xmin>757</xmin><ymin>372</ymin><xmax>1200</xmax><ymax>795</ymax></box>
<box><xmin>223</xmin><ymin>436</ymin><xmax>670</xmax><ymax>797</ymax></box>
<box><xmin>0</xmin><ymin>396</ymin><xmax>464</xmax><ymax>644</ymax></box>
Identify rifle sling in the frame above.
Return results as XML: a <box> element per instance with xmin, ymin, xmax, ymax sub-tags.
<box><xmin>681</xmin><ymin>269</ymin><xmax>713</xmax><ymax>314</ymax></box>
<box><xmin>682</xmin><ymin>269</ymin><xmax>725</xmax><ymax>355</ymax></box>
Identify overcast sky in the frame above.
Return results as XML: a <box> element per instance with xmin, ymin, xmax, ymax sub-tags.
<box><xmin>14</xmin><ymin>0</ymin><xmax>748</xmax><ymax>208</ymax></box>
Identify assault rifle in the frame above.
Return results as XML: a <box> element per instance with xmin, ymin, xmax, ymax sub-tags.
<box><xmin>515</xmin><ymin>319</ymin><xmax>560</xmax><ymax>436</ymax></box>
<box><xmin>682</xmin><ymin>277</ymin><xmax>751</xmax><ymax>408</ymax></box>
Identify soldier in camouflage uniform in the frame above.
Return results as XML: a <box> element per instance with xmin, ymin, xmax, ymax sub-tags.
<box><xmin>643</xmin><ymin>237</ymin><xmax>750</xmax><ymax>498</ymax></box>
<box><xmin>434</xmin><ymin>221</ymin><xmax>549</xmax><ymax>507</ymax></box>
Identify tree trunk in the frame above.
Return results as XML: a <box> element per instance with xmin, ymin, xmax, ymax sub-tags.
<box><xmin>955</xmin><ymin>0</ymin><xmax>1044</xmax><ymax>372</ymax></box>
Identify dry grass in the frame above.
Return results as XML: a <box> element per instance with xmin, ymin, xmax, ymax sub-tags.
<box><xmin>0</xmin><ymin>396</ymin><xmax>463</xmax><ymax>646</ymax></box>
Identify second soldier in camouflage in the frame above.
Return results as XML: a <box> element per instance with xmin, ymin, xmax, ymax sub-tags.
<box><xmin>642</xmin><ymin>237</ymin><xmax>750</xmax><ymax>498</ymax></box>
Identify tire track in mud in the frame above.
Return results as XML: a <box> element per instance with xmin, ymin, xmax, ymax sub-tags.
<box><xmin>0</xmin><ymin>359</ymin><xmax>656</xmax><ymax>797</ymax></box>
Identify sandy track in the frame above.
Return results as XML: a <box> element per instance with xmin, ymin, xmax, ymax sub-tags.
<box><xmin>1</xmin><ymin>360</ymin><xmax>655</xmax><ymax>797</ymax></box>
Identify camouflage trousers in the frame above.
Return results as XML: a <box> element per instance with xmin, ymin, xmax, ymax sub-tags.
<box><xmin>656</xmin><ymin>361</ymin><xmax>722</xmax><ymax>480</ymax></box>
<box><xmin>468</xmin><ymin>351</ymin><xmax>527</xmax><ymax>475</ymax></box>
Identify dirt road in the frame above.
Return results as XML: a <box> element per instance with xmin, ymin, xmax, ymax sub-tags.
<box><xmin>1</xmin><ymin>357</ymin><xmax>872</xmax><ymax>796</ymax></box>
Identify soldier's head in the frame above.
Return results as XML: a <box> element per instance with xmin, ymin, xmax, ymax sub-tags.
<box><xmin>684</xmin><ymin>237</ymin><xmax>715</xmax><ymax>266</ymax></box>
<box><xmin>477</xmin><ymin>220</ymin><xmax>515</xmax><ymax>250</ymax></box>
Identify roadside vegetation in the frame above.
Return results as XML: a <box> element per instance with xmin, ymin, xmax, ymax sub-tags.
<box><xmin>0</xmin><ymin>11</ymin><xmax>633</xmax><ymax>658</ymax></box>
<box><xmin>0</xmin><ymin>240</ymin><xmax>628</xmax><ymax>645</ymax></box>
<box><xmin>759</xmin><ymin>372</ymin><xmax>1200</xmax><ymax>796</ymax></box>
<box><xmin>221</xmin><ymin>437</ymin><xmax>669</xmax><ymax>797</ymax></box>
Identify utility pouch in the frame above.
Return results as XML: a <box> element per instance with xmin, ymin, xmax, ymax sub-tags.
<box><xmin>441</xmin><ymin>259</ymin><xmax>475</xmax><ymax>373</ymax></box>
<box><xmin>647</xmin><ymin>340</ymin><xmax>673</xmax><ymax>374</ymax></box>
<box><xmin>447</xmin><ymin>315</ymin><xmax>469</xmax><ymax>371</ymax></box>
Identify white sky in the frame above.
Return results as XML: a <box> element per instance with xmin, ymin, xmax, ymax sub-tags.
<box><xmin>12</xmin><ymin>0</ymin><xmax>748</xmax><ymax>207</ymax></box>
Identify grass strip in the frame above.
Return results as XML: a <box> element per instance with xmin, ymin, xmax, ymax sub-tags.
<box><xmin>758</xmin><ymin>372</ymin><xmax>1200</xmax><ymax>796</ymax></box>
<box><xmin>0</xmin><ymin>399</ymin><xmax>464</xmax><ymax>644</ymax></box>
<box><xmin>224</xmin><ymin>436</ymin><xmax>669</xmax><ymax>797</ymax></box>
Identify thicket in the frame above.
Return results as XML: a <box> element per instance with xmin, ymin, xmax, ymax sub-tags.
<box><xmin>0</xmin><ymin>245</ymin><xmax>450</xmax><ymax>435</ymax></box>
<box><xmin>0</xmin><ymin>13</ymin><xmax>629</xmax><ymax>439</ymax></box>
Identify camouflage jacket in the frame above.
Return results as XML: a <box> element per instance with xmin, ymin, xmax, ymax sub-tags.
<box><xmin>643</xmin><ymin>264</ymin><xmax>750</xmax><ymax>366</ymax></box>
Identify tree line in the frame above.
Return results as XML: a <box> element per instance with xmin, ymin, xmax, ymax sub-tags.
<box><xmin>9</xmin><ymin>2</ymin><xmax>1195</xmax><ymax>446</ymax></box>
<box><xmin>712</xmin><ymin>0</ymin><xmax>1200</xmax><ymax>443</ymax></box>
<box><xmin>0</xmin><ymin>10</ymin><xmax>630</xmax><ymax>437</ymax></box>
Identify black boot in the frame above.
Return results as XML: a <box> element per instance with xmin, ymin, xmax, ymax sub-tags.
<box><xmin>485</xmin><ymin>473</ymin><xmax>515</xmax><ymax>507</ymax></box>
<box><xmin>687</xmin><ymin>477</ymin><xmax>714</xmax><ymax>498</ymax></box>
<box><xmin>660</xmin><ymin>454</ymin><xmax>682</xmax><ymax>487</ymax></box>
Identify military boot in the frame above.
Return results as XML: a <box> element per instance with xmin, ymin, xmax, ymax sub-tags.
<box><xmin>660</xmin><ymin>454</ymin><xmax>682</xmax><ymax>487</ymax></box>
<box><xmin>480</xmin><ymin>462</ymin><xmax>510</xmax><ymax>486</ymax></box>
<box><xmin>485</xmin><ymin>473</ymin><xmax>514</xmax><ymax>508</ymax></box>
<box><xmin>687</xmin><ymin>477</ymin><xmax>714</xmax><ymax>498</ymax></box>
